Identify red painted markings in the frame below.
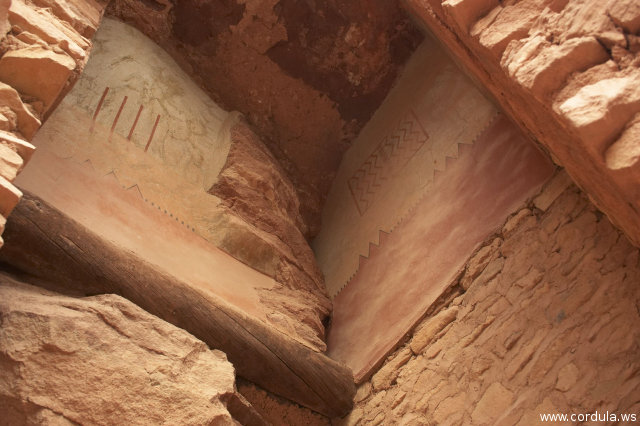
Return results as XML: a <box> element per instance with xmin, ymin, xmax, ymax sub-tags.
<box><xmin>109</xmin><ymin>95</ymin><xmax>128</xmax><ymax>141</ymax></box>
<box><xmin>128</xmin><ymin>105</ymin><xmax>144</xmax><ymax>140</ymax></box>
<box><xmin>92</xmin><ymin>87</ymin><xmax>161</xmax><ymax>154</ymax></box>
<box><xmin>144</xmin><ymin>115</ymin><xmax>161</xmax><ymax>153</ymax></box>
<box><xmin>91</xmin><ymin>86</ymin><xmax>109</xmax><ymax>132</ymax></box>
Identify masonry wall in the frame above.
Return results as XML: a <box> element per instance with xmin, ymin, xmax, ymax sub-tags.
<box><xmin>340</xmin><ymin>176</ymin><xmax>640</xmax><ymax>424</ymax></box>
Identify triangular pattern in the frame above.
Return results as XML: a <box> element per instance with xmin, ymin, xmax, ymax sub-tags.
<box><xmin>333</xmin><ymin>112</ymin><xmax>501</xmax><ymax>298</ymax></box>
<box><xmin>44</xmin><ymin>147</ymin><xmax>198</xmax><ymax>234</ymax></box>
<box><xmin>347</xmin><ymin>110</ymin><xmax>429</xmax><ymax>216</ymax></box>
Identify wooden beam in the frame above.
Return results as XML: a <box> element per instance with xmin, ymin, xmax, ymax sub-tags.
<box><xmin>0</xmin><ymin>192</ymin><xmax>355</xmax><ymax>418</ymax></box>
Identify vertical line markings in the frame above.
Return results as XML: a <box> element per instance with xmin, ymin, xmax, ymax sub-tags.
<box><xmin>109</xmin><ymin>95</ymin><xmax>128</xmax><ymax>141</ymax></box>
<box><xmin>91</xmin><ymin>86</ymin><xmax>109</xmax><ymax>132</ymax></box>
<box><xmin>144</xmin><ymin>115</ymin><xmax>161</xmax><ymax>152</ymax></box>
<box><xmin>128</xmin><ymin>105</ymin><xmax>144</xmax><ymax>140</ymax></box>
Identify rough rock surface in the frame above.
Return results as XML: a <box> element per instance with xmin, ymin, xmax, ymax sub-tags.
<box><xmin>210</xmin><ymin>119</ymin><xmax>331</xmax><ymax>350</ymax></box>
<box><xmin>0</xmin><ymin>0</ymin><xmax>105</xmax><ymax>247</ymax></box>
<box><xmin>404</xmin><ymin>0</ymin><xmax>640</xmax><ymax>248</ymax></box>
<box><xmin>0</xmin><ymin>274</ymin><xmax>259</xmax><ymax>425</ymax></box>
<box><xmin>1</xmin><ymin>0</ymin><xmax>106</xmax><ymax>119</ymax></box>
<box><xmin>107</xmin><ymin>0</ymin><xmax>422</xmax><ymax>233</ymax></box>
<box><xmin>339</xmin><ymin>182</ymin><xmax>640</xmax><ymax>425</ymax></box>
<box><xmin>238</xmin><ymin>380</ymin><xmax>330</xmax><ymax>426</ymax></box>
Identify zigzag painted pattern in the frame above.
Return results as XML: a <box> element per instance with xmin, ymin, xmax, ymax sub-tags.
<box><xmin>348</xmin><ymin>109</ymin><xmax>429</xmax><ymax>216</ymax></box>
<box><xmin>52</xmin><ymin>151</ymin><xmax>199</xmax><ymax>234</ymax></box>
<box><xmin>333</xmin><ymin>111</ymin><xmax>502</xmax><ymax>298</ymax></box>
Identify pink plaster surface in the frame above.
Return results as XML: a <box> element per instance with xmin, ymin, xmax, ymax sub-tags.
<box><xmin>327</xmin><ymin>115</ymin><xmax>553</xmax><ymax>381</ymax></box>
<box><xmin>14</xmin><ymin>148</ymin><xmax>275</xmax><ymax>321</ymax></box>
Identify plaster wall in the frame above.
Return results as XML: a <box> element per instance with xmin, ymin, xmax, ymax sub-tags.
<box><xmin>341</xmin><ymin>184</ymin><xmax>640</xmax><ymax>425</ymax></box>
<box><xmin>314</xmin><ymin>37</ymin><xmax>497</xmax><ymax>298</ymax></box>
<box><xmin>316</xmin><ymin>36</ymin><xmax>552</xmax><ymax>380</ymax></box>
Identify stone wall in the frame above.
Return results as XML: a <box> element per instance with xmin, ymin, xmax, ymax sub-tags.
<box><xmin>0</xmin><ymin>0</ymin><xmax>105</xmax><ymax>247</ymax></box>
<box><xmin>403</xmin><ymin>0</ymin><xmax>640</xmax><ymax>249</ymax></box>
<box><xmin>339</xmin><ymin>175</ymin><xmax>640</xmax><ymax>424</ymax></box>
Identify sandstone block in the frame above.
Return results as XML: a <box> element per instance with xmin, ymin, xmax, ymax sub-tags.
<box><xmin>0</xmin><ymin>175</ymin><xmax>22</xmax><ymax>216</ymax></box>
<box><xmin>354</xmin><ymin>382</ymin><xmax>372</xmax><ymax>403</ymax></box>
<box><xmin>0</xmin><ymin>45</ymin><xmax>76</xmax><ymax>113</ymax></box>
<box><xmin>371</xmin><ymin>347</ymin><xmax>412</xmax><ymax>391</ymax></box>
<box><xmin>31</xmin><ymin>0</ymin><xmax>103</xmax><ymax>38</ymax></box>
<box><xmin>605</xmin><ymin>113</ymin><xmax>640</xmax><ymax>170</ymax></box>
<box><xmin>410</xmin><ymin>306</ymin><xmax>459</xmax><ymax>354</ymax></box>
<box><xmin>517</xmin><ymin>397</ymin><xmax>562</xmax><ymax>426</ymax></box>
<box><xmin>433</xmin><ymin>393</ymin><xmax>466</xmax><ymax>424</ymax></box>
<box><xmin>502</xmin><ymin>36</ymin><xmax>608</xmax><ymax>101</ymax></box>
<box><xmin>556</xmin><ymin>72</ymin><xmax>640</xmax><ymax>153</ymax></box>
<box><xmin>555</xmin><ymin>362</ymin><xmax>579</xmax><ymax>392</ymax></box>
<box><xmin>0</xmin><ymin>129</ymin><xmax>36</xmax><ymax>164</ymax></box>
<box><xmin>461</xmin><ymin>238</ymin><xmax>502</xmax><ymax>289</ymax></box>
<box><xmin>0</xmin><ymin>143</ymin><xmax>24</xmax><ymax>181</ymax></box>
<box><xmin>0</xmin><ymin>276</ymin><xmax>246</xmax><ymax>425</ymax></box>
<box><xmin>608</xmin><ymin>0</ymin><xmax>640</xmax><ymax>34</ymax></box>
<box><xmin>502</xmin><ymin>208</ymin><xmax>533</xmax><ymax>237</ymax></box>
<box><xmin>471</xmin><ymin>382</ymin><xmax>514</xmax><ymax>425</ymax></box>
<box><xmin>0</xmin><ymin>82</ymin><xmax>41</xmax><ymax>139</ymax></box>
<box><xmin>15</xmin><ymin>30</ymin><xmax>44</xmax><ymax>45</ymax></box>
<box><xmin>442</xmin><ymin>0</ymin><xmax>500</xmax><ymax>32</ymax></box>
<box><xmin>471</xmin><ymin>0</ymin><xmax>544</xmax><ymax>57</ymax></box>
<box><xmin>468</xmin><ymin>256</ymin><xmax>505</xmax><ymax>290</ymax></box>
<box><xmin>533</xmin><ymin>170</ymin><xmax>573</xmax><ymax>212</ymax></box>
<box><xmin>0</xmin><ymin>0</ymin><xmax>10</xmax><ymax>38</ymax></box>
<box><xmin>9</xmin><ymin>0</ymin><xmax>86</xmax><ymax>60</ymax></box>
<box><xmin>0</xmin><ymin>112</ymin><xmax>11</xmax><ymax>131</ymax></box>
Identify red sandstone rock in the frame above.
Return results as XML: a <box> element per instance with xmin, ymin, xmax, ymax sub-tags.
<box><xmin>210</xmin><ymin>120</ymin><xmax>331</xmax><ymax>351</ymax></box>
<box><xmin>605</xmin><ymin>113</ymin><xmax>640</xmax><ymax>171</ymax></box>
<box><xmin>471</xmin><ymin>382</ymin><xmax>515</xmax><ymax>425</ymax></box>
<box><xmin>609</xmin><ymin>0</ymin><xmax>640</xmax><ymax>34</ymax></box>
<box><xmin>502</xmin><ymin>36</ymin><xmax>608</xmax><ymax>101</ymax></box>
<box><xmin>471</xmin><ymin>0</ymin><xmax>543</xmax><ymax>57</ymax></box>
<box><xmin>0</xmin><ymin>82</ymin><xmax>41</xmax><ymax>139</ymax></box>
<box><xmin>555</xmin><ymin>69</ymin><xmax>640</xmax><ymax>153</ymax></box>
<box><xmin>0</xmin><ymin>45</ymin><xmax>76</xmax><ymax>112</ymax></box>
<box><xmin>0</xmin><ymin>143</ymin><xmax>23</xmax><ymax>181</ymax></box>
<box><xmin>31</xmin><ymin>0</ymin><xmax>104</xmax><ymax>38</ymax></box>
<box><xmin>0</xmin><ymin>130</ymin><xmax>35</xmax><ymax>164</ymax></box>
<box><xmin>0</xmin><ymin>0</ymin><xmax>10</xmax><ymax>38</ymax></box>
<box><xmin>443</xmin><ymin>0</ymin><xmax>499</xmax><ymax>32</ymax></box>
<box><xmin>0</xmin><ymin>275</ymin><xmax>260</xmax><ymax>425</ymax></box>
<box><xmin>371</xmin><ymin>347</ymin><xmax>412</xmax><ymax>391</ymax></box>
<box><xmin>410</xmin><ymin>306</ymin><xmax>459</xmax><ymax>354</ymax></box>
<box><xmin>9</xmin><ymin>0</ymin><xmax>87</xmax><ymax>60</ymax></box>
<box><xmin>0</xmin><ymin>174</ymin><xmax>21</xmax><ymax>216</ymax></box>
